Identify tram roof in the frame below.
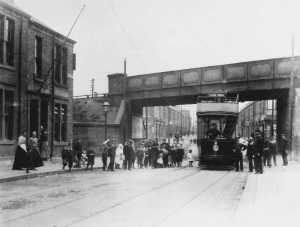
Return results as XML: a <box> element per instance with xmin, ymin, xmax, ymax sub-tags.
<box><xmin>197</xmin><ymin>102</ymin><xmax>239</xmax><ymax>115</ymax></box>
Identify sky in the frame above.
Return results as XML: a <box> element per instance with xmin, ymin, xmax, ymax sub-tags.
<box><xmin>14</xmin><ymin>0</ymin><xmax>300</xmax><ymax>113</ymax></box>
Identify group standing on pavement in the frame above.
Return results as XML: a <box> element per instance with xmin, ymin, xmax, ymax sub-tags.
<box><xmin>99</xmin><ymin>138</ymin><xmax>194</xmax><ymax>171</ymax></box>
<box><xmin>12</xmin><ymin>131</ymin><xmax>44</xmax><ymax>173</ymax></box>
<box><xmin>241</xmin><ymin>130</ymin><xmax>289</xmax><ymax>174</ymax></box>
<box><xmin>11</xmin><ymin>126</ymin><xmax>290</xmax><ymax>175</ymax></box>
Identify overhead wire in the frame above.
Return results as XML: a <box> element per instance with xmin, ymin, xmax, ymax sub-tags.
<box><xmin>107</xmin><ymin>0</ymin><xmax>148</xmax><ymax>72</ymax></box>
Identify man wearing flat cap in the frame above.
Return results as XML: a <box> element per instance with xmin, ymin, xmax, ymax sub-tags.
<box><xmin>102</xmin><ymin>139</ymin><xmax>110</xmax><ymax>170</ymax></box>
<box><xmin>123</xmin><ymin>139</ymin><xmax>134</xmax><ymax>170</ymax></box>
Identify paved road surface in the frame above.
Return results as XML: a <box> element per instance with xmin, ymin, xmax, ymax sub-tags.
<box><xmin>0</xmin><ymin>167</ymin><xmax>247</xmax><ymax>227</ymax></box>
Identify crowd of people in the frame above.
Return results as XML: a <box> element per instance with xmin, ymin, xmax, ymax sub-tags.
<box><xmin>100</xmin><ymin>138</ymin><xmax>195</xmax><ymax>171</ymax></box>
<box><xmin>235</xmin><ymin>130</ymin><xmax>289</xmax><ymax>174</ymax></box>
<box><xmin>12</xmin><ymin>127</ymin><xmax>289</xmax><ymax>175</ymax></box>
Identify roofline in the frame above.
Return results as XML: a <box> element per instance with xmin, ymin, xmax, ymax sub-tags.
<box><xmin>30</xmin><ymin>18</ymin><xmax>76</xmax><ymax>44</ymax></box>
<box><xmin>0</xmin><ymin>1</ymin><xmax>76</xmax><ymax>44</ymax></box>
<box><xmin>0</xmin><ymin>0</ymin><xmax>31</xmax><ymax>18</ymax></box>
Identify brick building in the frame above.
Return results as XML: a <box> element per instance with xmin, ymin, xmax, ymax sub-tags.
<box><xmin>143</xmin><ymin>106</ymin><xmax>191</xmax><ymax>140</ymax></box>
<box><xmin>237</xmin><ymin>100</ymin><xmax>276</xmax><ymax>138</ymax></box>
<box><xmin>0</xmin><ymin>1</ymin><xmax>76</xmax><ymax>156</ymax></box>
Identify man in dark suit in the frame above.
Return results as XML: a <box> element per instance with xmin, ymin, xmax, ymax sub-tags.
<box><xmin>123</xmin><ymin>140</ymin><xmax>134</xmax><ymax>170</ymax></box>
<box><xmin>206</xmin><ymin>123</ymin><xmax>221</xmax><ymax>140</ymax></box>
<box><xmin>102</xmin><ymin>139</ymin><xmax>110</xmax><ymax>171</ymax></box>
<box><xmin>279</xmin><ymin>134</ymin><xmax>288</xmax><ymax>166</ymax></box>
<box><xmin>107</xmin><ymin>140</ymin><xmax>116</xmax><ymax>171</ymax></box>
<box><xmin>246</xmin><ymin>137</ymin><xmax>255</xmax><ymax>172</ymax></box>
<box><xmin>254</xmin><ymin>130</ymin><xmax>264</xmax><ymax>174</ymax></box>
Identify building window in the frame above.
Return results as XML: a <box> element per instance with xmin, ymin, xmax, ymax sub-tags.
<box><xmin>0</xmin><ymin>88</ymin><xmax>14</xmax><ymax>140</ymax></box>
<box><xmin>54</xmin><ymin>44</ymin><xmax>61</xmax><ymax>84</ymax></box>
<box><xmin>0</xmin><ymin>15</ymin><xmax>4</xmax><ymax>64</ymax></box>
<box><xmin>5</xmin><ymin>17</ymin><xmax>15</xmax><ymax>66</ymax></box>
<box><xmin>54</xmin><ymin>44</ymin><xmax>68</xmax><ymax>85</ymax></box>
<box><xmin>72</xmin><ymin>53</ymin><xmax>76</xmax><ymax>70</ymax></box>
<box><xmin>61</xmin><ymin>104</ymin><xmax>67</xmax><ymax>141</ymax></box>
<box><xmin>62</xmin><ymin>47</ymin><xmax>68</xmax><ymax>85</ymax></box>
<box><xmin>54</xmin><ymin>103</ymin><xmax>67</xmax><ymax>142</ymax></box>
<box><xmin>34</xmin><ymin>36</ymin><xmax>43</xmax><ymax>77</ymax></box>
<box><xmin>0</xmin><ymin>15</ymin><xmax>15</xmax><ymax>66</ymax></box>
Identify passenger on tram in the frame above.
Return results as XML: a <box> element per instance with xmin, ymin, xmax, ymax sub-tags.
<box><xmin>206</xmin><ymin>123</ymin><xmax>221</xmax><ymax>140</ymax></box>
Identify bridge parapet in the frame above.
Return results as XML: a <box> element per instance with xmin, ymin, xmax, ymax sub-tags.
<box><xmin>124</xmin><ymin>56</ymin><xmax>300</xmax><ymax>96</ymax></box>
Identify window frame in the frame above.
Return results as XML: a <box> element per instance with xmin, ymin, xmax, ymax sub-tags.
<box><xmin>54</xmin><ymin>44</ymin><xmax>68</xmax><ymax>85</ymax></box>
<box><xmin>54</xmin><ymin>102</ymin><xmax>68</xmax><ymax>142</ymax></box>
<box><xmin>34</xmin><ymin>36</ymin><xmax>43</xmax><ymax>78</ymax></box>
<box><xmin>5</xmin><ymin>17</ymin><xmax>15</xmax><ymax>67</ymax></box>
<box><xmin>0</xmin><ymin>86</ymin><xmax>15</xmax><ymax>141</ymax></box>
<box><xmin>0</xmin><ymin>14</ymin><xmax>5</xmax><ymax>64</ymax></box>
<box><xmin>0</xmin><ymin>14</ymin><xmax>15</xmax><ymax>67</ymax></box>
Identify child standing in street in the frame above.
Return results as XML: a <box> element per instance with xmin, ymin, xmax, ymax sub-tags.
<box><xmin>187</xmin><ymin>150</ymin><xmax>193</xmax><ymax>167</ymax></box>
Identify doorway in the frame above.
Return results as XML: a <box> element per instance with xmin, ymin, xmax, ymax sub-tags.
<box><xmin>29</xmin><ymin>99</ymin><xmax>49</xmax><ymax>137</ymax></box>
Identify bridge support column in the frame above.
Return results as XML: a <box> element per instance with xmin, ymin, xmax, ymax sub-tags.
<box><xmin>122</xmin><ymin>101</ymin><xmax>144</xmax><ymax>141</ymax></box>
<box><xmin>277</xmin><ymin>86</ymin><xmax>300</xmax><ymax>161</ymax></box>
<box><xmin>131</xmin><ymin>103</ymin><xmax>144</xmax><ymax>140</ymax></box>
<box><xmin>292</xmin><ymin>88</ymin><xmax>300</xmax><ymax>160</ymax></box>
<box><xmin>122</xmin><ymin>101</ymin><xmax>132</xmax><ymax>142</ymax></box>
<box><xmin>277</xmin><ymin>91</ymin><xmax>292</xmax><ymax>150</ymax></box>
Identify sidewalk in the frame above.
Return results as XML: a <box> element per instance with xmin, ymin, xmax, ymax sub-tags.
<box><xmin>0</xmin><ymin>157</ymin><xmax>103</xmax><ymax>183</ymax></box>
<box><xmin>0</xmin><ymin>157</ymin><xmax>190</xmax><ymax>183</ymax></box>
<box><xmin>234</xmin><ymin>161</ymin><xmax>300</xmax><ymax>227</ymax></box>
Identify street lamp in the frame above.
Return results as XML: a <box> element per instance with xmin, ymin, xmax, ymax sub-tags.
<box><xmin>260</xmin><ymin>114</ymin><xmax>266</xmax><ymax>138</ymax></box>
<box><xmin>103</xmin><ymin>101</ymin><xmax>110</xmax><ymax>140</ymax></box>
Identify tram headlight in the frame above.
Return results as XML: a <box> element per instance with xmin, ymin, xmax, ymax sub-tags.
<box><xmin>213</xmin><ymin>141</ymin><xmax>219</xmax><ymax>152</ymax></box>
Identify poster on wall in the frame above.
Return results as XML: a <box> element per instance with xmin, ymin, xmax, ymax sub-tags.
<box><xmin>132</xmin><ymin>116</ymin><xmax>143</xmax><ymax>139</ymax></box>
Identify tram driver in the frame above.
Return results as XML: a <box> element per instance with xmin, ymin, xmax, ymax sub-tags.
<box><xmin>206</xmin><ymin>123</ymin><xmax>221</xmax><ymax>140</ymax></box>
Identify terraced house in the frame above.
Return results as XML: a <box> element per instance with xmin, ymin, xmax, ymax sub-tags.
<box><xmin>0</xmin><ymin>0</ymin><xmax>76</xmax><ymax>156</ymax></box>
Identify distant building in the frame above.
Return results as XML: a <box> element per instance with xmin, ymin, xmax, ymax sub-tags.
<box><xmin>237</xmin><ymin>100</ymin><xmax>276</xmax><ymax>138</ymax></box>
<box><xmin>73</xmin><ymin>94</ymin><xmax>192</xmax><ymax>151</ymax></box>
<box><xmin>143</xmin><ymin>106</ymin><xmax>191</xmax><ymax>140</ymax></box>
<box><xmin>0</xmin><ymin>1</ymin><xmax>76</xmax><ymax>156</ymax></box>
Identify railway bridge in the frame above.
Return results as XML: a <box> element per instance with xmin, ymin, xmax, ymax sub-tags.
<box><xmin>107</xmin><ymin>56</ymin><xmax>300</xmax><ymax>156</ymax></box>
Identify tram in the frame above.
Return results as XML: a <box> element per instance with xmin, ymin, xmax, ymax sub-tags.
<box><xmin>197</xmin><ymin>94</ymin><xmax>239</xmax><ymax>169</ymax></box>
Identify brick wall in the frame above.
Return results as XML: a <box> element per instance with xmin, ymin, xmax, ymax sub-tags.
<box><xmin>73</xmin><ymin>123</ymin><xmax>121</xmax><ymax>154</ymax></box>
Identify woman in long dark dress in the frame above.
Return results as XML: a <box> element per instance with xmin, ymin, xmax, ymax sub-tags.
<box><xmin>12</xmin><ymin>135</ymin><xmax>31</xmax><ymax>173</ymax></box>
<box><xmin>29</xmin><ymin>131</ymin><xmax>43</xmax><ymax>169</ymax></box>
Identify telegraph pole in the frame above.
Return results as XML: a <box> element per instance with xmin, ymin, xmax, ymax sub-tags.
<box><xmin>289</xmin><ymin>35</ymin><xmax>295</xmax><ymax>155</ymax></box>
<box><xmin>145</xmin><ymin>107</ymin><xmax>148</xmax><ymax>139</ymax></box>
<box><xmin>50</xmin><ymin>36</ymin><xmax>55</xmax><ymax>160</ymax></box>
<box><xmin>180</xmin><ymin>105</ymin><xmax>183</xmax><ymax>138</ymax></box>
<box><xmin>90</xmin><ymin>78</ymin><xmax>95</xmax><ymax>98</ymax></box>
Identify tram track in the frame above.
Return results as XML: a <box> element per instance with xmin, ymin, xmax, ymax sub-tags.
<box><xmin>155</xmin><ymin>171</ymin><xmax>232</xmax><ymax>226</ymax></box>
<box><xmin>0</xmin><ymin>166</ymin><xmax>187</xmax><ymax>202</ymax></box>
<box><xmin>65</xmin><ymin>170</ymin><xmax>232</xmax><ymax>227</ymax></box>
<box><xmin>1</xmin><ymin>168</ymin><xmax>201</xmax><ymax>226</ymax></box>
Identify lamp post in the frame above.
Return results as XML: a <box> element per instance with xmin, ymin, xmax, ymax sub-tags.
<box><xmin>103</xmin><ymin>101</ymin><xmax>110</xmax><ymax>140</ymax></box>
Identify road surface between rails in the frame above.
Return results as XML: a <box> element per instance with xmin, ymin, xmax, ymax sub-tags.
<box><xmin>0</xmin><ymin>167</ymin><xmax>248</xmax><ymax>227</ymax></box>
<box><xmin>2</xmin><ymin>164</ymin><xmax>299</xmax><ymax>227</ymax></box>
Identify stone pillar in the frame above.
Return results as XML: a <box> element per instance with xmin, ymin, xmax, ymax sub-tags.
<box><xmin>122</xmin><ymin>100</ymin><xmax>132</xmax><ymax>141</ymax></box>
<box><xmin>292</xmin><ymin>88</ymin><xmax>300</xmax><ymax>160</ymax></box>
<box><xmin>276</xmin><ymin>91</ymin><xmax>291</xmax><ymax>142</ymax></box>
<box><xmin>121</xmin><ymin>101</ymin><xmax>144</xmax><ymax>141</ymax></box>
<box><xmin>107</xmin><ymin>73</ymin><xmax>125</xmax><ymax>95</ymax></box>
<box><xmin>131</xmin><ymin>103</ymin><xmax>143</xmax><ymax>140</ymax></box>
